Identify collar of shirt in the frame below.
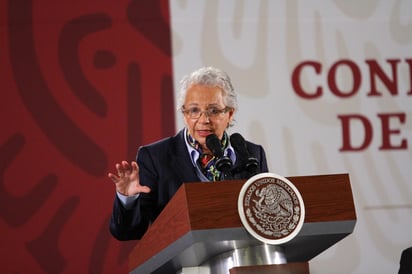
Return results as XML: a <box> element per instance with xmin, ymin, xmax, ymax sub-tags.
<box><xmin>183</xmin><ymin>128</ymin><xmax>236</xmax><ymax>167</ymax></box>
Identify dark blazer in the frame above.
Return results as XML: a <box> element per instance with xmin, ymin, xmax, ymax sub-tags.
<box><xmin>110</xmin><ymin>129</ymin><xmax>269</xmax><ymax>240</ymax></box>
<box><xmin>399</xmin><ymin>247</ymin><xmax>412</xmax><ymax>274</ymax></box>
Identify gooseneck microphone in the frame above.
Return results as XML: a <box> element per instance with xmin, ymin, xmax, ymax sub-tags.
<box><xmin>206</xmin><ymin>134</ymin><xmax>233</xmax><ymax>180</ymax></box>
<box><xmin>230</xmin><ymin>133</ymin><xmax>259</xmax><ymax>178</ymax></box>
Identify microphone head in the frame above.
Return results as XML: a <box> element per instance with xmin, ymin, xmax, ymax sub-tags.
<box><xmin>230</xmin><ymin>133</ymin><xmax>249</xmax><ymax>160</ymax></box>
<box><xmin>206</xmin><ymin>134</ymin><xmax>223</xmax><ymax>158</ymax></box>
<box><xmin>230</xmin><ymin>132</ymin><xmax>244</xmax><ymax>143</ymax></box>
<box><xmin>230</xmin><ymin>133</ymin><xmax>259</xmax><ymax>177</ymax></box>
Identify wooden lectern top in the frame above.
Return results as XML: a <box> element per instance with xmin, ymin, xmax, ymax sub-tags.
<box><xmin>129</xmin><ymin>173</ymin><xmax>356</xmax><ymax>274</ymax></box>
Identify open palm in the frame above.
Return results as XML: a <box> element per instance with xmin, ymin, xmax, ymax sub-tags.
<box><xmin>108</xmin><ymin>161</ymin><xmax>151</xmax><ymax>196</ymax></box>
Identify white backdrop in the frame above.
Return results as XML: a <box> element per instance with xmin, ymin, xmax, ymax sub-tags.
<box><xmin>170</xmin><ymin>1</ymin><xmax>412</xmax><ymax>273</ymax></box>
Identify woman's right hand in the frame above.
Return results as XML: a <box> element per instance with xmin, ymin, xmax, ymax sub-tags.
<box><xmin>108</xmin><ymin>161</ymin><xmax>151</xmax><ymax>196</ymax></box>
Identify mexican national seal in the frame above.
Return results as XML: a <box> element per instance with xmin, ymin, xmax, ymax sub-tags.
<box><xmin>238</xmin><ymin>172</ymin><xmax>305</xmax><ymax>245</ymax></box>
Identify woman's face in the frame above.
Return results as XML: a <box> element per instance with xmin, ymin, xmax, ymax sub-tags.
<box><xmin>182</xmin><ymin>84</ymin><xmax>234</xmax><ymax>152</ymax></box>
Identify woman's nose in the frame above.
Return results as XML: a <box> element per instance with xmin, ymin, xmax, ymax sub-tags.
<box><xmin>198</xmin><ymin>111</ymin><xmax>210</xmax><ymax>123</ymax></box>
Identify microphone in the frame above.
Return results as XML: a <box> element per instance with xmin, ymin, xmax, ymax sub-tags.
<box><xmin>230</xmin><ymin>133</ymin><xmax>259</xmax><ymax>177</ymax></box>
<box><xmin>206</xmin><ymin>134</ymin><xmax>233</xmax><ymax>180</ymax></box>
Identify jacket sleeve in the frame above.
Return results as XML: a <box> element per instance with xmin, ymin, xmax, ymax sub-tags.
<box><xmin>109</xmin><ymin>146</ymin><xmax>160</xmax><ymax>241</ymax></box>
<box><xmin>109</xmin><ymin>194</ymin><xmax>152</xmax><ymax>240</ymax></box>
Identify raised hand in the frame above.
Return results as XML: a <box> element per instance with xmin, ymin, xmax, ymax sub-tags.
<box><xmin>108</xmin><ymin>161</ymin><xmax>151</xmax><ymax>196</ymax></box>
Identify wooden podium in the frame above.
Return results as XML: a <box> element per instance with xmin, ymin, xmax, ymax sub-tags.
<box><xmin>128</xmin><ymin>173</ymin><xmax>356</xmax><ymax>274</ymax></box>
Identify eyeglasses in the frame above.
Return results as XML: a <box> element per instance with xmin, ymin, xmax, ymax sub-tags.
<box><xmin>181</xmin><ymin>106</ymin><xmax>231</xmax><ymax>119</ymax></box>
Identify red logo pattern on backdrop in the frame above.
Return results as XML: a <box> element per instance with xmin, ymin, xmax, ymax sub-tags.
<box><xmin>1</xmin><ymin>0</ymin><xmax>174</xmax><ymax>273</ymax></box>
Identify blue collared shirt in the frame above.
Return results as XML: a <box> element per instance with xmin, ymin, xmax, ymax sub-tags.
<box><xmin>183</xmin><ymin>128</ymin><xmax>236</xmax><ymax>182</ymax></box>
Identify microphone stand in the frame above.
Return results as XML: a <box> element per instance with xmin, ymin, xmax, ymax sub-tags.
<box><xmin>215</xmin><ymin>156</ymin><xmax>233</xmax><ymax>180</ymax></box>
<box><xmin>244</xmin><ymin>157</ymin><xmax>259</xmax><ymax>177</ymax></box>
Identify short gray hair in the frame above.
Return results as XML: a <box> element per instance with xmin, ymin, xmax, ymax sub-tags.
<box><xmin>177</xmin><ymin>66</ymin><xmax>238</xmax><ymax>111</ymax></box>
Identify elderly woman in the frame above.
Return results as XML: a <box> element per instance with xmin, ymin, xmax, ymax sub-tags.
<box><xmin>108</xmin><ymin>66</ymin><xmax>268</xmax><ymax>240</ymax></box>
